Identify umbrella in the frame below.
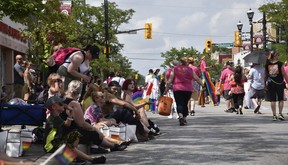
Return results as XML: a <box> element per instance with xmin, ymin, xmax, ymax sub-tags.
<box><xmin>243</xmin><ymin>51</ymin><xmax>268</xmax><ymax>64</ymax></box>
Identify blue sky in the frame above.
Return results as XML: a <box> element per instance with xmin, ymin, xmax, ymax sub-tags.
<box><xmin>87</xmin><ymin>0</ymin><xmax>277</xmax><ymax>75</ymax></box>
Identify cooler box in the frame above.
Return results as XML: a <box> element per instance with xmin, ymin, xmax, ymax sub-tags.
<box><xmin>0</xmin><ymin>104</ymin><xmax>46</xmax><ymax>126</ymax></box>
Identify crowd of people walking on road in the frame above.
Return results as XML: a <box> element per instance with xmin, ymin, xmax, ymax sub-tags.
<box><xmin>1</xmin><ymin>46</ymin><xmax>288</xmax><ymax>164</ymax></box>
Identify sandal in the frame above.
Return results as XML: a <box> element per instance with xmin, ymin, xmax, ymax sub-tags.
<box><xmin>120</xmin><ymin>139</ymin><xmax>132</xmax><ymax>146</ymax></box>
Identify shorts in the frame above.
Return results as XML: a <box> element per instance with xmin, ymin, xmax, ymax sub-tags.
<box><xmin>191</xmin><ymin>91</ymin><xmax>199</xmax><ymax>100</ymax></box>
<box><xmin>250</xmin><ymin>88</ymin><xmax>266</xmax><ymax>99</ymax></box>
<box><xmin>266</xmin><ymin>81</ymin><xmax>285</xmax><ymax>102</ymax></box>
<box><xmin>223</xmin><ymin>90</ymin><xmax>232</xmax><ymax>100</ymax></box>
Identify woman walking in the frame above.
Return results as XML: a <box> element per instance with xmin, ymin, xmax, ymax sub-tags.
<box><xmin>164</xmin><ymin>57</ymin><xmax>203</xmax><ymax>126</ymax></box>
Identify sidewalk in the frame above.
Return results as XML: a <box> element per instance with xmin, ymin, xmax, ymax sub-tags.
<box><xmin>3</xmin><ymin>100</ymin><xmax>288</xmax><ymax>164</ymax></box>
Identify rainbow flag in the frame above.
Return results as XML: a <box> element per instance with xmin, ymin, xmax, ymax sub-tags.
<box><xmin>132</xmin><ymin>91</ymin><xmax>144</xmax><ymax>104</ymax></box>
<box><xmin>43</xmin><ymin>144</ymin><xmax>77</xmax><ymax>165</ymax></box>
<box><xmin>55</xmin><ymin>146</ymin><xmax>77</xmax><ymax>165</ymax></box>
<box><xmin>202</xmin><ymin>71</ymin><xmax>217</xmax><ymax>105</ymax></box>
<box><xmin>22</xmin><ymin>141</ymin><xmax>32</xmax><ymax>154</ymax></box>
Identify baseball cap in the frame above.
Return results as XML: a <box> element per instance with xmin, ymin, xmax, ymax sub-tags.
<box><xmin>45</xmin><ymin>95</ymin><xmax>66</xmax><ymax>108</ymax></box>
<box><xmin>86</xmin><ymin>45</ymin><xmax>100</xmax><ymax>59</ymax></box>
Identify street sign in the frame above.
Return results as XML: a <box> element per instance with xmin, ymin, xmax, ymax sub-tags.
<box><xmin>213</xmin><ymin>43</ymin><xmax>234</xmax><ymax>48</ymax></box>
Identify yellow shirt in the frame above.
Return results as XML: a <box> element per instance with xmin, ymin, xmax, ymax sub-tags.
<box><xmin>82</xmin><ymin>96</ymin><xmax>94</xmax><ymax>112</ymax></box>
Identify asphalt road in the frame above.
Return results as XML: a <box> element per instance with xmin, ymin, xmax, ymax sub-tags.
<box><xmin>8</xmin><ymin>100</ymin><xmax>288</xmax><ymax>165</ymax></box>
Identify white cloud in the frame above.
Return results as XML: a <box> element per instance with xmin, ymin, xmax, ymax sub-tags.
<box><xmin>177</xmin><ymin>12</ymin><xmax>207</xmax><ymax>31</ymax></box>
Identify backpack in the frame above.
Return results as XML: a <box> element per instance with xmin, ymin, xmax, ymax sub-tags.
<box><xmin>53</xmin><ymin>47</ymin><xmax>85</xmax><ymax>66</ymax></box>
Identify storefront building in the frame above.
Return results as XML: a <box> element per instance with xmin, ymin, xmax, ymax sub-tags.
<box><xmin>0</xmin><ymin>17</ymin><xmax>28</xmax><ymax>99</ymax></box>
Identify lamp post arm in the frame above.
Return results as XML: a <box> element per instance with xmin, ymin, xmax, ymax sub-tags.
<box><xmin>117</xmin><ymin>28</ymin><xmax>147</xmax><ymax>34</ymax></box>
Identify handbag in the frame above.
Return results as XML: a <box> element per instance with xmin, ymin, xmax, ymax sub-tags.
<box><xmin>158</xmin><ymin>96</ymin><xmax>173</xmax><ymax>116</ymax></box>
<box><xmin>125</xmin><ymin>125</ymin><xmax>138</xmax><ymax>143</ymax></box>
<box><xmin>3</xmin><ymin>129</ymin><xmax>33</xmax><ymax>157</ymax></box>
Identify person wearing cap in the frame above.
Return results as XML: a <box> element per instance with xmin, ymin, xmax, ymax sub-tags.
<box><xmin>164</xmin><ymin>57</ymin><xmax>204</xmax><ymax>126</ymax></box>
<box><xmin>219</xmin><ymin>61</ymin><xmax>235</xmax><ymax>112</ymax></box>
<box><xmin>57</xmin><ymin>45</ymin><xmax>100</xmax><ymax>91</ymax></box>
<box><xmin>187</xmin><ymin>57</ymin><xmax>201</xmax><ymax>116</ymax></box>
<box><xmin>43</xmin><ymin>95</ymin><xmax>106</xmax><ymax>164</ymax></box>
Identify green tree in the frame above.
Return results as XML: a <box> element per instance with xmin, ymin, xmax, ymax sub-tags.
<box><xmin>160</xmin><ymin>47</ymin><xmax>222</xmax><ymax>79</ymax></box>
<box><xmin>259</xmin><ymin>0</ymin><xmax>288</xmax><ymax>61</ymax></box>
<box><xmin>1</xmin><ymin>0</ymin><xmax>137</xmax><ymax>81</ymax></box>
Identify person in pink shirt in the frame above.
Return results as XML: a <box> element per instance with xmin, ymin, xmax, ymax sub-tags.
<box><xmin>219</xmin><ymin>61</ymin><xmax>235</xmax><ymax>112</ymax></box>
<box><xmin>164</xmin><ymin>57</ymin><xmax>203</xmax><ymax>126</ymax></box>
<box><xmin>188</xmin><ymin>57</ymin><xmax>201</xmax><ymax>116</ymax></box>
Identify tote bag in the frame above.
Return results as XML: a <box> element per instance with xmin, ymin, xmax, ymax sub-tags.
<box><xmin>158</xmin><ymin>96</ymin><xmax>173</xmax><ymax>116</ymax></box>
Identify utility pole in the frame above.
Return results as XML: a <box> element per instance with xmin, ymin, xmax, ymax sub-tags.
<box><xmin>104</xmin><ymin>0</ymin><xmax>109</xmax><ymax>59</ymax></box>
<box><xmin>263</xmin><ymin>12</ymin><xmax>267</xmax><ymax>51</ymax></box>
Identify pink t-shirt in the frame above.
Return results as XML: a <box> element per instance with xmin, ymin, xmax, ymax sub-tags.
<box><xmin>172</xmin><ymin>65</ymin><xmax>194</xmax><ymax>92</ymax></box>
<box><xmin>220</xmin><ymin>68</ymin><xmax>234</xmax><ymax>90</ymax></box>
<box><xmin>200</xmin><ymin>60</ymin><xmax>207</xmax><ymax>72</ymax></box>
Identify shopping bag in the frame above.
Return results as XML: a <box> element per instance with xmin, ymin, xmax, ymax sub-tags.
<box><xmin>100</xmin><ymin>124</ymin><xmax>110</xmax><ymax>137</ymax></box>
<box><xmin>21</xmin><ymin>129</ymin><xmax>33</xmax><ymax>155</ymax></box>
<box><xmin>4</xmin><ymin>129</ymin><xmax>33</xmax><ymax>157</ymax></box>
<box><xmin>0</xmin><ymin>130</ymin><xmax>8</xmax><ymax>152</ymax></box>
<box><xmin>125</xmin><ymin>125</ymin><xmax>138</xmax><ymax>143</ymax></box>
<box><xmin>109</xmin><ymin>123</ymin><xmax>126</xmax><ymax>141</ymax></box>
<box><xmin>158</xmin><ymin>96</ymin><xmax>173</xmax><ymax>116</ymax></box>
<box><xmin>6</xmin><ymin>129</ymin><xmax>22</xmax><ymax>157</ymax></box>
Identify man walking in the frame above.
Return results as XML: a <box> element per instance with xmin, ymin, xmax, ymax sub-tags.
<box><xmin>14</xmin><ymin>55</ymin><xmax>25</xmax><ymax>99</ymax></box>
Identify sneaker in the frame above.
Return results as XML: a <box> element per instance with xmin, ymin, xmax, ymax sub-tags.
<box><xmin>190</xmin><ymin>111</ymin><xmax>195</xmax><ymax>116</ymax></box>
<box><xmin>273</xmin><ymin>115</ymin><xmax>277</xmax><ymax>121</ymax></box>
<box><xmin>72</xmin><ymin>159</ymin><xmax>86</xmax><ymax>165</ymax></box>
<box><xmin>168</xmin><ymin>115</ymin><xmax>173</xmax><ymax>119</ymax></box>
<box><xmin>278</xmin><ymin>114</ymin><xmax>285</xmax><ymax>121</ymax></box>
<box><xmin>91</xmin><ymin>156</ymin><xmax>106</xmax><ymax>164</ymax></box>
<box><xmin>110</xmin><ymin>144</ymin><xmax>127</xmax><ymax>152</ymax></box>
<box><xmin>254</xmin><ymin>105</ymin><xmax>260</xmax><ymax>114</ymax></box>
<box><xmin>179</xmin><ymin>118</ymin><xmax>185</xmax><ymax>126</ymax></box>
<box><xmin>90</xmin><ymin>147</ymin><xmax>109</xmax><ymax>154</ymax></box>
<box><xmin>239</xmin><ymin>108</ymin><xmax>243</xmax><ymax>115</ymax></box>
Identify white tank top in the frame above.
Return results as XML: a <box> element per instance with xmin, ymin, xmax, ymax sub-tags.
<box><xmin>62</xmin><ymin>51</ymin><xmax>90</xmax><ymax>74</ymax></box>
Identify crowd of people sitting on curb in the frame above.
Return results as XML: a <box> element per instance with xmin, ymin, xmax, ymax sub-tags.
<box><xmin>1</xmin><ymin>47</ymin><xmax>288</xmax><ymax>164</ymax></box>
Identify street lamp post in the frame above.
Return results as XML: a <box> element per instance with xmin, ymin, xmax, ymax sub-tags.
<box><xmin>247</xmin><ymin>8</ymin><xmax>254</xmax><ymax>52</ymax></box>
<box><xmin>237</xmin><ymin>21</ymin><xmax>243</xmax><ymax>33</ymax></box>
<box><xmin>104</xmin><ymin>0</ymin><xmax>109</xmax><ymax>59</ymax></box>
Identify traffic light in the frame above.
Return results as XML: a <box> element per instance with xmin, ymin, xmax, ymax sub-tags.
<box><xmin>205</xmin><ymin>39</ymin><xmax>212</xmax><ymax>53</ymax></box>
<box><xmin>104</xmin><ymin>47</ymin><xmax>110</xmax><ymax>54</ymax></box>
<box><xmin>144</xmin><ymin>23</ymin><xmax>152</xmax><ymax>39</ymax></box>
<box><xmin>234</xmin><ymin>31</ymin><xmax>242</xmax><ymax>47</ymax></box>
